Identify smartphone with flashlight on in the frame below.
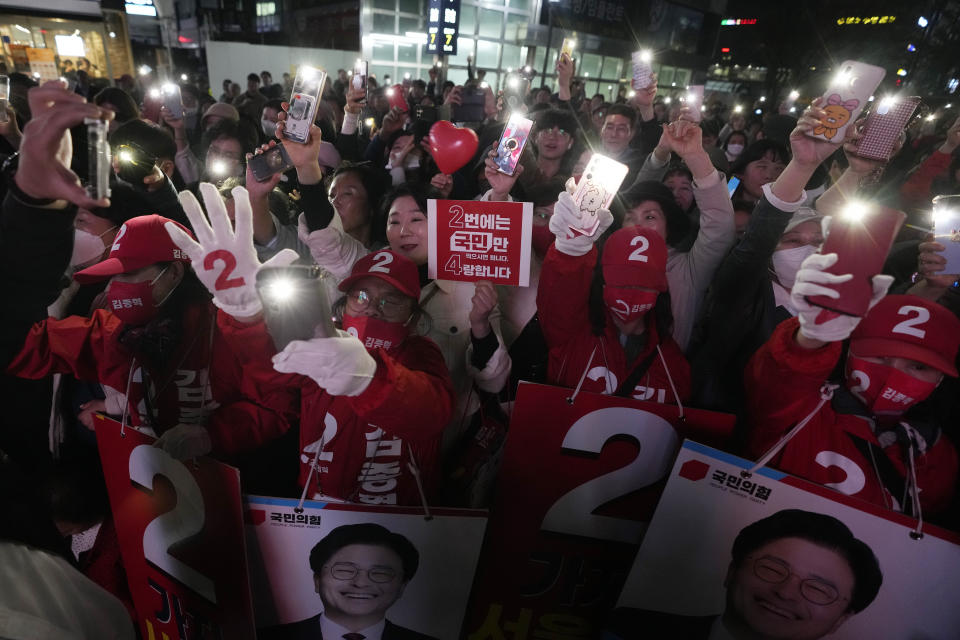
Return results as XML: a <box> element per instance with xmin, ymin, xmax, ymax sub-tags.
<box><xmin>685</xmin><ymin>85</ymin><xmax>704</xmax><ymax>122</ymax></box>
<box><xmin>806</xmin><ymin>60</ymin><xmax>885</xmax><ymax>143</ymax></box>
<box><xmin>162</xmin><ymin>83</ymin><xmax>185</xmax><ymax>119</ymax></box>
<box><xmin>352</xmin><ymin>59</ymin><xmax>368</xmax><ymax>102</ymax></box>
<box><xmin>0</xmin><ymin>75</ymin><xmax>9</xmax><ymax>124</ymax></box>
<box><xmin>284</xmin><ymin>65</ymin><xmax>327</xmax><ymax>144</ymax></box>
<box><xmin>85</xmin><ymin>118</ymin><xmax>111</xmax><ymax>201</ymax></box>
<box><xmin>115</xmin><ymin>143</ymin><xmax>158</xmax><ymax>186</ymax></box>
<box><xmin>806</xmin><ymin>202</ymin><xmax>905</xmax><ymax>317</ymax></box>
<box><xmin>570</xmin><ymin>153</ymin><xmax>629</xmax><ymax>237</ymax></box>
<box><xmin>249</xmin><ymin>144</ymin><xmax>294</xmax><ymax>182</ymax></box>
<box><xmin>853</xmin><ymin>95</ymin><xmax>921</xmax><ymax>162</ymax></box>
<box><xmin>386</xmin><ymin>84</ymin><xmax>408</xmax><ymax>113</ymax></box>
<box><xmin>631</xmin><ymin>50</ymin><xmax>654</xmax><ymax>90</ymax></box>
<box><xmin>494</xmin><ymin>113</ymin><xmax>533</xmax><ymax>176</ymax></box>
<box><xmin>560</xmin><ymin>37</ymin><xmax>576</xmax><ymax>61</ymax></box>
<box><xmin>256</xmin><ymin>265</ymin><xmax>338</xmax><ymax>350</ymax></box>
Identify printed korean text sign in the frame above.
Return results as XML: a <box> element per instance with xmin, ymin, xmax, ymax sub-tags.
<box><xmin>94</xmin><ymin>415</ymin><xmax>256</xmax><ymax>640</ymax></box>
<box><xmin>611</xmin><ymin>441</ymin><xmax>960</xmax><ymax>639</ymax></box>
<box><xmin>244</xmin><ymin>496</ymin><xmax>487</xmax><ymax>638</ymax></box>
<box><xmin>428</xmin><ymin>198</ymin><xmax>533</xmax><ymax>286</ymax></box>
<box><xmin>464</xmin><ymin>382</ymin><xmax>734</xmax><ymax>638</ymax></box>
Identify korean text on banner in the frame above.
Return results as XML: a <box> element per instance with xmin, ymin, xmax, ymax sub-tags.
<box><xmin>464</xmin><ymin>382</ymin><xmax>734</xmax><ymax>638</ymax></box>
<box><xmin>611</xmin><ymin>440</ymin><xmax>960</xmax><ymax>639</ymax></box>
<box><xmin>94</xmin><ymin>415</ymin><xmax>256</xmax><ymax>640</ymax></box>
<box><xmin>427</xmin><ymin>198</ymin><xmax>533</xmax><ymax>287</ymax></box>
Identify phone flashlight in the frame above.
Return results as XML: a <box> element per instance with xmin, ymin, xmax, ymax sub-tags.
<box><xmin>734</xmin><ymin>105</ymin><xmax>743</xmax><ymax>113</ymax></box>
<box><xmin>119</xmin><ymin>148</ymin><xmax>134</xmax><ymax>164</ymax></box>
<box><xmin>639</xmin><ymin>50</ymin><xmax>652</xmax><ymax>63</ymax></box>
<box><xmin>148</xmin><ymin>88</ymin><xmax>161</xmax><ymax>99</ymax></box>
<box><xmin>508</xmin><ymin>76</ymin><xmax>520</xmax><ymax>89</ymax></box>
<box><xmin>365</xmin><ymin>117</ymin><xmax>375</xmax><ymax>129</ymax></box>
<box><xmin>842</xmin><ymin>200</ymin><xmax>869</xmax><ymax>222</ymax></box>
<box><xmin>263</xmin><ymin>277</ymin><xmax>297</xmax><ymax>303</ymax></box>
<box><xmin>210</xmin><ymin>159</ymin><xmax>228</xmax><ymax>176</ymax></box>
<box><xmin>162</xmin><ymin>83</ymin><xmax>177</xmax><ymax>95</ymax></box>
<box><xmin>386</xmin><ymin>88</ymin><xmax>395</xmax><ymax>97</ymax></box>
<box><xmin>789</xmin><ymin>90</ymin><xmax>800</xmax><ymax>100</ymax></box>
<box><xmin>180</xmin><ymin>73</ymin><xmax>188</xmax><ymax>81</ymax></box>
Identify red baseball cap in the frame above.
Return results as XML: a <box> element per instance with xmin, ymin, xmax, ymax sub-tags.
<box><xmin>74</xmin><ymin>214</ymin><xmax>193</xmax><ymax>284</ymax></box>
<box><xmin>601</xmin><ymin>227</ymin><xmax>668</xmax><ymax>291</ymax></box>
<box><xmin>338</xmin><ymin>250</ymin><xmax>421</xmax><ymax>300</ymax></box>
<box><xmin>850</xmin><ymin>295</ymin><xmax>960</xmax><ymax>377</ymax></box>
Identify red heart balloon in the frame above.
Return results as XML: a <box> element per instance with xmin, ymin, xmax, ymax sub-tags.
<box><xmin>427</xmin><ymin>120</ymin><xmax>479</xmax><ymax>175</ymax></box>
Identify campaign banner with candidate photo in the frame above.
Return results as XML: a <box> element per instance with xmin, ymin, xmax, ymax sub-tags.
<box><xmin>427</xmin><ymin>198</ymin><xmax>533</xmax><ymax>287</ymax></box>
<box><xmin>244</xmin><ymin>495</ymin><xmax>488</xmax><ymax>638</ymax></box>
<box><xmin>95</xmin><ymin>415</ymin><xmax>256</xmax><ymax>640</ymax></box>
<box><xmin>464</xmin><ymin>382</ymin><xmax>735</xmax><ymax>638</ymax></box>
<box><xmin>611</xmin><ymin>440</ymin><xmax>960</xmax><ymax>640</ymax></box>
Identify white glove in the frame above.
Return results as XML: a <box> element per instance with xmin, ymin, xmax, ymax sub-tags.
<box><xmin>549</xmin><ymin>191</ymin><xmax>614</xmax><ymax>257</ymax></box>
<box><xmin>153</xmin><ymin>423</ymin><xmax>212</xmax><ymax>460</ymax></box>
<box><xmin>166</xmin><ymin>182</ymin><xmax>299</xmax><ymax>318</ymax></box>
<box><xmin>272</xmin><ymin>329</ymin><xmax>377</xmax><ymax>397</ymax></box>
<box><xmin>791</xmin><ymin>252</ymin><xmax>893</xmax><ymax>343</ymax></box>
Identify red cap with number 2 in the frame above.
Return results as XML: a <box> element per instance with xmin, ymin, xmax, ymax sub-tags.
<box><xmin>74</xmin><ymin>214</ymin><xmax>194</xmax><ymax>284</ymax></box>
<box><xmin>339</xmin><ymin>250</ymin><xmax>421</xmax><ymax>300</ymax></box>
<box><xmin>850</xmin><ymin>295</ymin><xmax>960</xmax><ymax>376</ymax></box>
<box><xmin>601</xmin><ymin>227</ymin><xmax>668</xmax><ymax>292</ymax></box>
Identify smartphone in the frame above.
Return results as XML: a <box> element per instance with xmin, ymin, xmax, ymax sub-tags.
<box><xmin>494</xmin><ymin>113</ymin><xmax>533</xmax><ymax>176</ymax></box>
<box><xmin>386</xmin><ymin>84</ymin><xmax>408</xmax><ymax>113</ymax></box>
<box><xmin>631</xmin><ymin>50</ymin><xmax>654</xmax><ymax>90</ymax></box>
<box><xmin>503</xmin><ymin>73</ymin><xmax>525</xmax><ymax>111</ymax></box>
<box><xmin>284</xmin><ymin>66</ymin><xmax>327</xmax><ymax>144</ymax></box>
<box><xmin>806</xmin><ymin>60</ymin><xmax>886</xmax><ymax>143</ymax></box>
<box><xmin>142</xmin><ymin>87</ymin><xmax>162</xmax><ymax>123</ymax></box>
<box><xmin>933</xmin><ymin>195</ymin><xmax>960</xmax><ymax>276</ymax></box>
<box><xmin>806</xmin><ymin>203</ymin><xmax>905</xmax><ymax>317</ymax></box>
<box><xmin>0</xmin><ymin>75</ymin><xmax>8</xmax><ymax>125</ymax></box>
<box><xmin>85</xmin><ymin>118</ymin><xmax>111</xmax><ymax>200</ymax></box>
<box><xmin>570</xmin><ymin>154</ymin><xmax>629</xmax><ymax>237</ymax></box>
<box><xmin>560</xmin><ymin>37</ymin><xmax>576</xmax><ymax>61</ymax></box>
<box><xmin>686</xmin><ymin>85</ymin><xmax>704</xmax><ymax>122</ymax></box>
<box><xmin>853</xmin><ymin>95</ymin><xmax>921</xmax><ymax>162</ymax></box>
<box><xmin>115</xmin><ymin>143</ymin><xmax>157</xmax><ymax>186</ymax></box>
<box><xmin>414</xmin><ymin>104</ymin><xmax>438</xmax><ymax>124</ymax></box>
<box><xmin>452</xmin><ymin>86</ymin><xmax>486</xmax><ymax>123</ymax></box>
<box><xmin>727</xmin><ymin>176</ymin><xmax>741</xmax><ymax>198</ymax></box>
<box><xmin>249</xmin><ymin>144</ymin><xmax>294</xmax><ymax>182</ymax></box>
<box><xmin>162</xmin><ymin>83</ymin><xmax>184</xmax><ymax>119</ymax></box>
<box><xmin>256</xmin><ymin>265</ymin><xmax>337</xmax><ymax>351</ymax></box>
<box><xmin>352</xmin><ymin>59</ymin><xmax>368</xmax><ymax>102</ymax></box>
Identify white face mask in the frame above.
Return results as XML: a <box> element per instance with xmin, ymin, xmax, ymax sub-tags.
<box><xmin>727</xmin><ymin>143</ymin><xmax>744</xmax><ymax>157</ymax></box>
<box><xmin>261</xmin><ymin>118</ymin><xmax>277</xmax><ymax>138</ymax></box>
<box><xmin>771</xmin><ymin>244</ymin><xmax>817</xmax><ymax>288</ymax></box>
<box><xmin>70</xmin><ymin>226</ymin><xmax>116</xmax><ymax>269</ymax></box>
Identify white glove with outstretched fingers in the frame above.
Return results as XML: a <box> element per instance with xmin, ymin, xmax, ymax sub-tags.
<box><xmin>791</xmin><ymin>252</ymin><xmax>894</xmax><ymax>343</ymax></box>
<box><xmin>272</xmin><ymin>330</ymin><xmax>377</xmax><ymax>397</ymax></box>
<box><xmin>549</xmin><ymin>191</ymin><xmax>614</xmax><ymax>257</ymax></box>
<box><xmin>153</xmin><ymin>423</ymin><xmax>212</xmax><ymax>460</ymax></box>
<box><xmin>165</xmin><ymin>182</ymin><xmax>299</xmax><ymax>319</ymax></box>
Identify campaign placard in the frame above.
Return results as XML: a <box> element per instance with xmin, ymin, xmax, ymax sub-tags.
<box><xmin>427</xmin><ymin>198</ymin><xmax>533</xmax><ymax>286</ymax></box>
<box><xmin>244</xmin><ymin>495</ymin><xmax>488</xmax><ymax>638</ymax></box>
<box><xmin>463</xmin><ymin>382</ymin><xmax>735</xmax><ymax>638</ymax></box>
<box><xmin>94</xmin><ymin>415</ymin><xmax>256</xmax><ymax>640</ymax></box>
<box><xmin>611</xmin><ymin>440</ymin><xmax>960</xmax><ymax>639</ymax></box>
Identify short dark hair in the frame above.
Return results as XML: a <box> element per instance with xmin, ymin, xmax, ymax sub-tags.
<box><xmin>616</xmin><ymin>180</ymin><xmax>689</xmax><ymax>247</ymax></box>
<box><xmin>534</xmin><ymin>108</ymin><xmax>578</xmax><ymax>135</ymax></box>
<box><xmin>731</xmin><ymin>509</ymin><xmax>882</xmax><ymax>614</ymax></box>
<box><xmin>605</xmin><ymin>103</ymin><xmax>637</xmax><ymax>129</ymax></box>
<box><xmin>326</xmin><ymin>162</ymin><xmax>392</xmax><ymax>245</ymax></box>
<box><xmin>664</xmin><ymin>165</ymin><xmax>693</xmax><ymax>183</ymax></box>
<box><xmin>110</xmin><ymin>119</ymin><xmax>177</xmax><ymax>162</ymax></box>
<box><xmin>264</xmin><ymin>98</ymin><xmax>284</xmax><ymax>113</ymax></box>
<box><xmin>247</xmin><ymin>73</ymin><xmax>261</xmax><ymax>83</ymax></box>
<box><xmin>412</xmin><ymin>79</ymin><xmax>426</xmax><ymax>90</ymax></box>
<box><xmin>309</xmin><ymin>523</ymin><xmax>419</xmax><ymax>581</ymax></box>
<box><xmin>730</xmin><ymin>139</ymin><xmax>790</xmax><ymax>176</ymax></box>
<box><xmin>380</xmin><ymin>182</ymin><xmax>430</xmax><ymax>222</ymax></box>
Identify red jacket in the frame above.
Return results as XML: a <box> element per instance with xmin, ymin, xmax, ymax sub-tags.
<box><xmin>745</xmin><ymin>317</ymin><xmax>957</xmax><ymax>514</ymax></box>
<box><xmin>218</xmin><ymin>315</ymin><xmax>454</xmax><ymax>506</ymax></box>
<box><xmin>536</xmin><ymin>245</ymin><xmax>690</xmax><ymax>403</ymax></box>
<box><xmin>900</xmin><ymin>149</ymin><xmax>953</xmax><ymax>211</ymax></box>
<box><xmin>6</xmin><ymin>303</ymin><xmax>296</xmax><ymax>458</ymax></box>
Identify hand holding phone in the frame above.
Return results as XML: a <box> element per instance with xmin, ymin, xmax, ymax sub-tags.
<box><xmin>806</xmin><ymin>61</ymin><xmax>885</xmax><ymax>143</ymax></box>
<box><xmin>631</xmin><ymin>50</ymin><xmax>654</xmax><ymax>90</ymax></box>
<box><xmin>852</xmin><ymin>95</ymin><xmax>920</xmax><ymax>162</ymax></box>
<box><xmin>685</xmin><ymin>85</ymin><xmax>704</xmax><ymax>122</ymax></box>
<box><xmin>352</xmin><ymin>59</ymin><xmax>368</xmax><ymax>104</ymax></box>
<box><xmin>284</xmin><ymin>66</ymin><xmax>327</xmax><ymax>144</ymax></box>
<box><xmin>570</xmin><ymin>154</ymin><xmax>629</xmax><ymax>236</ymax></box>
<box><xmin>494</xmin><ymin>113</ymin><xmax>533</xmax><ymax>176</ymax></box>
<box><xmin>85</xmin><ymin>118</ymin><xmax>111</xmax><ymax>201</ymax></box>
<box><xmin>249</xmin><ymin>144</ymin><xmax>294</xmax><ymax>182</ymax></box>
<box><xmin>805</xmin><ymin>202</ymin><xmax>905</xmax><ymax>317</ymax></box>
<box><xmin>256</xmin><ymin>265</ymin><xmax>337</xmax><ymax>350</ymax></box>
<box><xmin>933</xmin><ymin>195</ymin><xmax>960</xmax><ymax>277</ymax></box>
<box><xmin>161</xmin><ymin>83</ymin><xmax>184</xmax><ymax>120</ymax></box>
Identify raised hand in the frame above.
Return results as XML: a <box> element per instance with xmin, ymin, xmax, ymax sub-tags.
<box><xmin>483</xmin><ymin>141</ymin><xmax>525</xmax><ymax>200</ymax></box>
<box><xmin>549</xmin><ymin>191</ymin><xmax>613</xmax><ymax>257</ymax></box>
<box><xmin>789</xmin><ymin>98</ymin><xmax>845</xmax><ymax>168</ymax></box>
<box><xmin>469</xmin><ymin>280</ymin><xmax>498</xmax><ymax>338</ymax></box>
<box><xmin>430</xmin><ymin>172</ymin><xmax>454</xmax><ymax>198</ymax></box>
<box><xmin>165</xmin><ymin>182</ymin><xmax>298</xmax><ymax>320</ymax></box>
<box><xmin>275</xmin><ymin>102</ymin><xmax>324</xmax><ymax>184</ymax></box>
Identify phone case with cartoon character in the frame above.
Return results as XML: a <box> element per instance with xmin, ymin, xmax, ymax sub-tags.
<box><xmin>570</xmin><ymin>154</ymin><xmax>629</xmax><ymax>237</ymax></box>
<box><xmin>806</xmin><ymin>60</ymin><xmax>885</xmax><ymax>143</ymax></box>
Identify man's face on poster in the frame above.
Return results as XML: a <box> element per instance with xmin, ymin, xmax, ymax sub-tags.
<box><xmin>314</xmin><ymin>543</ymin><xmax>407</xmax><ymax>622</ymax></box>
<box><xmin>725</xmin><ymin>537</ymin><xmax>856</xmax><ymax>640</ymax></box>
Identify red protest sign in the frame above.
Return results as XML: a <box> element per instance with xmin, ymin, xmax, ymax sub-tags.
<box><xmin>427</xmin><ymin>198</ymin><xmax>533</xmax><ymax>286</ymax></box>
<box><xmin>94</xmin><ymin>415</ymin><xmax>256</xmax><ymax>640</ymax></box>
<box><xmin>464</xmin><ymin>382</ymin><xmax>734</xmax><ymax>638</ymax></box>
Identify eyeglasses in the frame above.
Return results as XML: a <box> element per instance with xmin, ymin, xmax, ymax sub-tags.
<box><xmin>347</xmin><ymin>289</ymin><xmax>407</xmax><ymax>316</ymax></box>
<box><xmin>747</xmin><ymin>556</ymin><xmax>848</xmax><ymax>606</ymax></box>
<box><xmin>540</xmin><ymin>126</ymin><xmax>570</xmax><ymax>138</ymax></box>
<box><xmin>325</xmin><ymin>562</ymin><xmax>398</xmax><ymax>584</ymax></box>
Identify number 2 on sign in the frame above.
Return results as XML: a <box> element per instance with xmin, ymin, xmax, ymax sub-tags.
<box><xmin>540</xmin><ymin>407</ymin><xmax>679</xmax><ymax>544</ymax></box>
<box><xmin>203</xmin><ymin>249</ymin><xmax>245</xmax><ymax>290</ymax></box>
<box><xmin>129</xmin><ymin>445</ymin><xmax>217</xmax><ymax>603</ymax></box>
